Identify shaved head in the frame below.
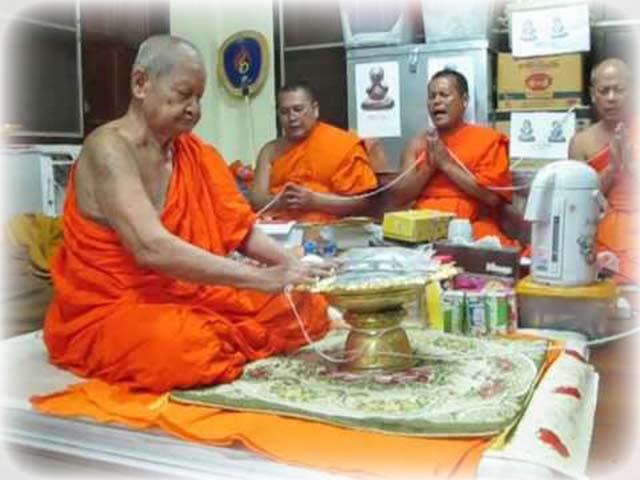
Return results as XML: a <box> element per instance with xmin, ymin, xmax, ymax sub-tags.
<box><xmin>591</xmin><ymin>58</ymin><xmax>632</xmax><ymax>86</ymax></box>
<box><xmin>133</xmin><ymin>35</ymin><xmax>204</xmax><ymax>79</ymax></box>
<box><xmin>589</xmin><ymin>58</ymin><xmax>633</xmax><ymax>125</ymax></box>
<box><xmin>278</xmin><ymin>81</ymin><xmax>317</xmax><ymax>104</ymax></box>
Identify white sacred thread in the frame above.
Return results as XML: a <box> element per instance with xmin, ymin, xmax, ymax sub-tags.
<box><xmin>256</xmin><ymin>160</ymin><xmax>420</xmax><ymax>217</ymax></box>
<box><xmin>283</xmin><ymin>285</ymin><xmax>357</xmax><ymax>364</ymax></box>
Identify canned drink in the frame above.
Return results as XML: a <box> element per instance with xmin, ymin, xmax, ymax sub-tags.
<box><xmin>466</xmin><ymin>292</ymin><xmax>487</xmax><ymax>336</ymax></box>
<box><xmin>505</xmin><ymin>290</ymin><xmax>518</xmax><ymax>333</ymax></box>
<box><xmin>485</xmin><ymin>292</ymin><xmax>508</xmax><ymax>335</ymax></box>
<box><xmin>442</xmin><ymin>290</ymin><xmax>465</xmax><ymax>334</ymax></box>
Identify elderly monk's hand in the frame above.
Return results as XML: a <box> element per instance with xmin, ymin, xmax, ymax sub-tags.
<box><xmin>282</xmin><ymin>183</ymin><xmax>316</xmax><ymax>211</ymax></box>
<box><xmin>425</xmin><ymin>128</ymin><xmax>450</xmax><ymax>170</ymax></box>
<box><xmin>260</xmin><ymin>256</ymin><xmax>335</xmax><ymax>292</ymax></box>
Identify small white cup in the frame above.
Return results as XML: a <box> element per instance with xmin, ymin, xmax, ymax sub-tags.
<box><xmin>447</xmin><ymin>218</ymin><xmax>473</xmax><ymax>244</ymax></box>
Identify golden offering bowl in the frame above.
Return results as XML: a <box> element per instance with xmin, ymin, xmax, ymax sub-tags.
<box><xmin>343</xmin><ymin>309</ymin><xmax>413</xmax><ymax>371</ymax></box>
<box><xmin>326</xmin><ymin>286</ymin><xmax>417</xmax><ymax>313</ymax></box>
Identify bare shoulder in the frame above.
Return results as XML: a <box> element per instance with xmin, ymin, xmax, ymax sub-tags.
<box><xmin>257</xmin><ymin>138</ymin><xmax>287</xmax><ymax>165</ymax></box>
<box><xmin>83</xmin><ymin>123</ymin><xmax>134</xmax><ymax>169</ymax></box>
<box><xmin>404</xmin><ymin>129</ymin><xmax>428</xmax><ymax>152</ymax></box>
<box><xmin>73</xmin><ymin>123</ymin><xmax>140</xmax><ymax>221</ymax></box>
<box><xmin>569</xmin><ymin>123</ymin><xmax>602</xmax><ymax>160</ymax></box>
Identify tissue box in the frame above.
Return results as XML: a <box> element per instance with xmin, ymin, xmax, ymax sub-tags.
<box><xmin>383</xmin><ymin>210</ymin><xmax>454</xmax><ymax>243</ymax></box>
<box><xmin>433</xmin><ymin>242</ymin><xmax>521</xmax><ymax>280</ymax></box>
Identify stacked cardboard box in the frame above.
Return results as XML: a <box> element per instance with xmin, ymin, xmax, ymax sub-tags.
<box><xmin>496</xmin><ymin>53</ymin><xmax>585</xmax><ymax>110</ymax></box>
<box><xmin>492</xmin><ymin>105</ymin><xmax>592</xmax><ymax>139</ymax></box>
<box><xmin>494</xmin><ymin>52</ymin><xmax>589</xmax><ymax>214</ymax></box>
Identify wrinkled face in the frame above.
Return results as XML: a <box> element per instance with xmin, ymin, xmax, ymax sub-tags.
<box><xmin>427</xmin><ymin>76</ymin><xmax>468</xmax><ymax>131</ymax></box>
<box><xmin>591</xmin><ymin>66</ymin><xmax>631</xmax><ymax>125</ymax></box>
<box><xmin>135</xmin><ymin>55</ymin><xmax>206</xmax><ymax>136</ymax></box>
<box><xmin>277</xmin><ymin>89</ymin><xmax>319</xmax><ymax>141</ymax></box>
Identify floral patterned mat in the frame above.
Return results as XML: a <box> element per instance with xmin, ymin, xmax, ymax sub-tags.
<box><xmin>171</xmin><ymin>329</ymin><xmax>549</xmax><ymax>437</ymax></box>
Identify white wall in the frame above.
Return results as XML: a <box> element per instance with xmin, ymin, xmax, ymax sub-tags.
<box><xmin>170</xmin><ymin>0</ymin><xmax>277</xmax><ymax>165</ymax></box>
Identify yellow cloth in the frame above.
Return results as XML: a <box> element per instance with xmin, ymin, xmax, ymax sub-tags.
<box><xmin>3</xmin><ymin>214</ymin><xmax>62</xmax><ymax>337</ymax></box>
<box><xmin>6</xmin><ymin>213</ymin><xmax>62</xmax><ymax>277</ymax></box>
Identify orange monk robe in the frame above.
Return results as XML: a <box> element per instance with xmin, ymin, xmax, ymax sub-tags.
<box><xmin>415</xmin><ymin>123</ymin><xmax>517</xmax><ymax>246</ymax></box>
<box><xmin>589</xmin><ymin>147</ymin><xmax>639</xmax><ymax>284</ymax></box>
<box><xmin>268</xmin><ymin>122</ymin><xmax>378</xmax><ymax>223</ymax></box>
<box><xmin>44</xmin><ymin>132</ymin><xmax>329</xmax><ymax>393</ymax></box>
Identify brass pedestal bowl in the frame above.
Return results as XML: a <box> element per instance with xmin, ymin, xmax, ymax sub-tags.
<box><xmin>326</xmin><ymin>286</ymin><xmax>416</xmax><ymax>371</ymax></box>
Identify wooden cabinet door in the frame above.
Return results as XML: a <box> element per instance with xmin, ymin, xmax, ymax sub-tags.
<box><xmin>82</xmin><ymin>40</ymin><xmax>135</xmax><ymax>134</ymax></box>
<box><xmin>80</xmin><ymin>0</ymin><xmax>169</xmax><ymax>135</ymax></box>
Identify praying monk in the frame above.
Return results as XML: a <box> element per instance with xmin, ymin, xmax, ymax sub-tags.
<box><xmin>250</xmin><ymin>82</ymin><xmax>378</xmax><ymax>223</ymax></box>
<box><xmin>43</xmin><ymin>36</ymin><xmax>331</xmax><ymax>393</ymax></box>
<box><xmin>569</xmin><ymin>58</ymin><xmax>638</xmax><ymax>284</ymax></box>
<box><xmin>387</xmin><ymin>69</ymin><xmax>519</xmax><ymax>246</ymax></box>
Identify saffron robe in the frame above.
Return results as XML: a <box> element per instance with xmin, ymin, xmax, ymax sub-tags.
<box><xmin>415</xmin><ymin>123</ymin><xmax>516</xmax><ymax>246</ymax></box>
<box><xmin>589</xmin><ymin>147</ymin><xmax>639</xmax><ymax>283</ymax></box>
<box><xmin>44</xmin><ymin>132</ymin><xmax>329</xmax><ymax>392</ymax></box>
<box><xmin>268</xmin><ymin>122</ymin><xmax>378</xmax><ymax>223</ymax></box>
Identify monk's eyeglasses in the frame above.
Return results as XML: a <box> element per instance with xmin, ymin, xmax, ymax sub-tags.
<box><xmin>278</xmin><ymin>103</ymin><xmax>313</xmax><ymax>118</ymax></box>
<box><xmin>595</xmin><ymin>85</ymin><xmax>628</xmax><ymax>97</ymax></box>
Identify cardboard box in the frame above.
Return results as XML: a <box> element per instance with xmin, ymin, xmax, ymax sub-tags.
<box><xmin>422</xmin><ymin>0</ymin><xmax>493</xmax><ymax>43</ymax></box>
<box><xmin>383</xmin><ymin>209</ymin><xmax>454</xmax><ymax>243</ymax></box>
<box><xmin>493</xmin><ymin>106</ymin><xmax>591</xmax><ymax>139</ymax></box>
<box><xmin>497</xmin><ymin>53</ymin><xmax>584</xmax><ymax>110</ymax></box>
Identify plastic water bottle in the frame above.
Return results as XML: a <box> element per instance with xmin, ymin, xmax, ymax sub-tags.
<box><xmin>303</xmin><ymin>239</ymin><xmax>319</xmax><ymax>256</ymax></box>
<box><xmin>303</xmin><ymin>225</ymin><xmax>337</xmax><ymax>257</ymax></box>
<box><xmin>320</xmin><ymin>225</ymin><xmax>337</xmax><ymax>257</ymax></box>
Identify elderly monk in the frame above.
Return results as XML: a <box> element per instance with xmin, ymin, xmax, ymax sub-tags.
<box><xmin>44</xmin><ymin>36</ymin><xmax>331</xmax><ymax>393</ymax></box>
<box><xmin>569</xmin><ymin>58</ymin><xmax>638</xmax><ymax>284</ymax></box>
<box><xmin>387</xmin><ymin>69</ymin><xmax>517</xmax><ymax>246</ymax></box>
<box><xmin>250</xmin><ymin>82</ymin><xmax>378</xmax><ymax>223</ymax></box>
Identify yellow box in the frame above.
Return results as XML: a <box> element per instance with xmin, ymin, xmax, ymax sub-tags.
<box><xmin>382</xmin><ymin>209</ymin><xmax>454</xmax><ymax>243</ymax></box>
<box><xmin>497</xmin><ymin>53</ymin><xmax>584</xmax><ymax>110</ymax></box>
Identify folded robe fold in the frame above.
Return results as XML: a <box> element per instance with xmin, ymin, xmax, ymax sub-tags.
<box><xmin>31</xmin><ymin>379</ymin><xmax>490</xmax><ymax>479</ymax></box>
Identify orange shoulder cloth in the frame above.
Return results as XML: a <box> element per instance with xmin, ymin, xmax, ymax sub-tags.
<box><xmin>270</xmin><ymin>122</ymin><xmax>376</xmax><ymax>194</ymax></box>
<box><xmin>267</xmin><ymin>122</ymin><xmax>377</xmax><ymax>222</ymax></box>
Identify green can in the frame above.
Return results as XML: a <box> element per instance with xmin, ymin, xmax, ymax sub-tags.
<box><xmin>442</xmin><ymin>290</ymin><xmax>465</xmax><ymax>334</ymax></box>
<box><xmin>485</xmin><ymin>291</ymin><xmax>508</xmax><ymax>335</ymax></box>
<box><xmin>505</xmin><ymin>290</ymin><xmax>518</xmax><ymax>333</ymax></box>
<box><xmin>466</xmin><ymin>292</ymin><xmax>487</xmax><ymax>336</ymax></box>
